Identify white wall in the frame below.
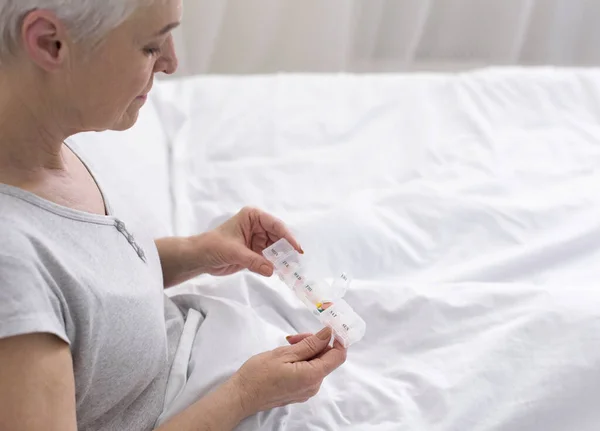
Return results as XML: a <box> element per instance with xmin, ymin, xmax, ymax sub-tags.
<box><xmin>170</xmin><ymin>0</ymin><xmax>600</xmax><ymax>77</ymax></box>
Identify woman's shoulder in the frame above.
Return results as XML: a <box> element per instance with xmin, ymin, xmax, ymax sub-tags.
<box><xmin>0</xmin><ymin>215</ymin><xmax>44</xmax><ymax>265</ymax></box>
<box><xmin>0</xmin><ymin>184</ymin><xmax>51</xmax><ymax>223</ymax></box>
<box><xmin>0</xmin><ymin>197</ymin><xmax>71</xmax><ymax>267</ymax></box>
<box><xmin>0</xmin><ymin>214</ymin><xmax>71</xmax><ymax>346</ymax></box>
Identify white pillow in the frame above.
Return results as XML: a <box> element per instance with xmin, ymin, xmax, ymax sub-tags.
<box><xmin>167</xmin><ymin>69</ymin><xmax>600</xmax><ymax>284</ymax></box>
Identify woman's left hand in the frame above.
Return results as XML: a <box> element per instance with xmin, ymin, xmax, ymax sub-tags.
<box><xmin>194</xmin><ymin>207</ymin><xmax>303</xmax><ymax>277</ymax></box>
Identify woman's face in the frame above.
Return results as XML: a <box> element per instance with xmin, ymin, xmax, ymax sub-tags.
<box><xmin>65</xmin><ymin>0</ymin><xmax>182</xmax><ymax>132</ymax></box>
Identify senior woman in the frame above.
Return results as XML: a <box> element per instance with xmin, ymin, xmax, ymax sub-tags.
<box><xmin>0</xmin><ymin>0</ymin><xmax>347</xmax><ymax>430</ymax></box>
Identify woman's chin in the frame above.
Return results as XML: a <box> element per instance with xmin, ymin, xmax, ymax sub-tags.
<box><xmin>82</xmin><ymin>103</ymin><xmax>144</xmax><ymax>133</ymax></box>
<box><xmin>110</xmin><ymin>108</ymin><xmax>141</xmax><ymax>131</ymax></box>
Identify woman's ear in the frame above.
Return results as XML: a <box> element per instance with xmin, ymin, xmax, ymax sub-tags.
<box><xmin>21</xmin><ymin>10</ymin><xmax>70</xmax><ymax>71</ymax></box>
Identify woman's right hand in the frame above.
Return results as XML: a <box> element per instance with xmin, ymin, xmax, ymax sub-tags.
<box><xmin>230</xmin><ymin>327</ymin><xmax>347</xmax><ymax>416</ymax></box>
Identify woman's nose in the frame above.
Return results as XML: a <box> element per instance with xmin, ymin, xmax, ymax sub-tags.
<box><xmin>156</xmin><ymin>36</ymin><xmax>179</xmax><ymax>75</ymax></box>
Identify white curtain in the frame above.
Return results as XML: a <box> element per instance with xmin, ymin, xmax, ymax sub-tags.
<box><xmin>171</xmin><ymin>0</ymin><xmax>600</xmax><ymax>76</ymax></box>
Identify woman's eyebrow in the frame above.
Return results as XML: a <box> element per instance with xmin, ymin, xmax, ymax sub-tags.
<box><xmin>154</xmin><ymin>22</ymin><xmax>180</xmax><ymax>36</ymax></box>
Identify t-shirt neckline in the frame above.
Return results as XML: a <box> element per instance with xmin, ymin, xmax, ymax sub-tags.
<box><xmin>0</xmin><ymin>139</ymin><xmax>117</xmax><ymax>226</ymax></box>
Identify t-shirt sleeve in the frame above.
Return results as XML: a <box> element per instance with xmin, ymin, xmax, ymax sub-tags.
<box><xmin>0</xmin><ymin>231</ymin><xmax>69</xmax><ymax>344</ymax></box>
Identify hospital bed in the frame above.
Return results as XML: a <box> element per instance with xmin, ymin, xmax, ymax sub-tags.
<box><xmin>73</xmin><ymin>67</ymin><xmax>600</xmax><ymax>430</ymax></box>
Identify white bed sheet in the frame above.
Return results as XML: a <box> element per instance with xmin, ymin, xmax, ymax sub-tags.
<box><xmin>160</xmin><ymin>68</ymin><xmax>600</xmax><ymax>430</ymax></box>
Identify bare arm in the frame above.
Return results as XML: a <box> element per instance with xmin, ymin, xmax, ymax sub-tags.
<box><xmin>155</xmin><ymin>378</ymin><xmax>247</xmax><ymax>431</ymax></box>
<box><xmin>0</xmin><ymin>333</ymin><xmax>246</xmax><ymax>431</ymax></box>
<box><xmin>155</xmin><ymin>207</ymin><xmax>304</xmax><ymax>289</ymax></box>
<box><xmin>155</xmin><ymin>236</ymin><xmax>202</xmax><ymax>289</ymax></box>
<box><xmin>0</xmin><ymin>334</ymin><xmax>77</xmax><ymax>431</ymax></box>
<box><xmin>0</xmin><ymin>328</ymin><xmax>345</xmax><ymax>431</ymax></box>
<box><xmin>157</xmin><ymin>327</ymin><xmax>347</xmax><ymax>430</ymax></box>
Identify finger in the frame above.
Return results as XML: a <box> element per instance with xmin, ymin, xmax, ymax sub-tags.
<box><xmin>232</xmin><ymin>245</ymin><xmax>274</xmax><ymax>277</ymax></box>
<box><xmin>285</xmin><ymin>327</ymin><xmax>332</xmax><ymax>362</ymax></box>
<box><xmin>288</xmin><ymin>334</ymin><xmax>334</xmax><ymax>359</ymax></box>
<box><xmin>255</xmin><ymin>211</ymin><xmax>304</xmax><ymax>254</ymax></box>
<box><xmin>316</xmin><ymin>345</ymin><xmax>334</xmax><ymax>359</ymax></box>
<box><xmin>285</xmin><ymin>333</ymin><xmax>313</xmax><ymax>345</ymax></box>
<box><xmin>309</xmin><ymin>340</ymin><xmax>347</xmax><ymax>376</ymax></box>
<box><xmin>251</xmin><ymin>233</ymin><xmax>271</xmax><ymax>255</ymax></box>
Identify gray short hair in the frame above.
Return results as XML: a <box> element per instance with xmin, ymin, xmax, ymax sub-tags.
<box><xmin>0</xmin><ymin>0</ymin><xmax>146</xmax><ymax>64</ymax></box>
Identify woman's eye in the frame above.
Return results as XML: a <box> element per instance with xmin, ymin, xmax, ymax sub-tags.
<box><xmin>144</xmin><ymin>46</ymin><xmax>161</xmax><ymax>56</ymax></box>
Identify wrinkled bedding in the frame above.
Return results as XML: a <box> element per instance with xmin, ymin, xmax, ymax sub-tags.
<box><xmin>155</xmin><ymin>68</ymin><xmax>600</xmax><ymax>430</ymax></box>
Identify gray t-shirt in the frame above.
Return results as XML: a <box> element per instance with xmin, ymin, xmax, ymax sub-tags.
<box><xmin>0</xmin><ymin>144</ymin><xmax>185</xmax><ymax>430</ymax></box>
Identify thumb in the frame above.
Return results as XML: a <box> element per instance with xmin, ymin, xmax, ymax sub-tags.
<box><xmin>286</xmin><ymin>327</ymin><xmax>332</xmax><ymax>362</ymax></box>
<box><xmin>233</xmin><ymin>246</ymin><xmax>274</xmax><ymax>277</ymax></box>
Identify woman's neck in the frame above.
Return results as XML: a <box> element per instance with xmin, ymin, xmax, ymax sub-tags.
<box><xmin>0</xmin><ymin>71</ymin><xmax>69</xmax><ymax>183</ymax></box>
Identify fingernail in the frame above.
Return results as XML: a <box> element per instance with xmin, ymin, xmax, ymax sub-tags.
<box><xmin>316</xmin><ymin>327</ymin><xmax>331</xmax><ymax>341</ymax></box>
<box><xmin>285</xmin><ymin>335</ymin><xmax>292</xmax><ymax>341</ymax></box>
